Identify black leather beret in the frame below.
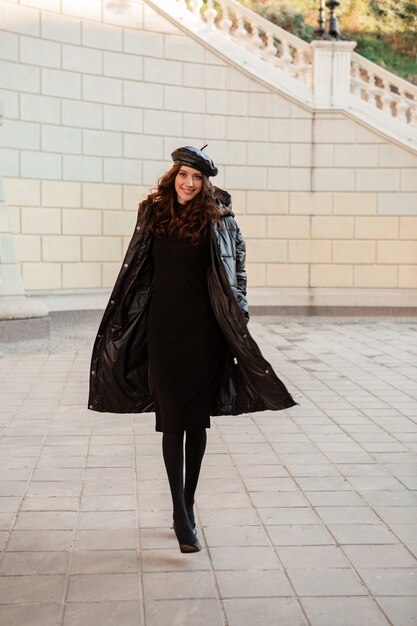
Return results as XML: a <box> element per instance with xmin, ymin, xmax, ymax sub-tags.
<box><xmin>171</xmin><ymin>145</ymin><xmax>218</xmax><ymax>177</ymax></box>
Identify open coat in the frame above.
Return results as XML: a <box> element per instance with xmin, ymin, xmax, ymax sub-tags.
<box><xmin>88</xmin><ymin>188</ymin><xmax>297</xmax><ymax>416</ymax></box>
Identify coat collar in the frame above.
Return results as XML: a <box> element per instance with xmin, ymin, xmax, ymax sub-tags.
<box><xmin>213</xmin><ymin>186</ymin><xmax>234</xmax><ymax>217</ymax></box>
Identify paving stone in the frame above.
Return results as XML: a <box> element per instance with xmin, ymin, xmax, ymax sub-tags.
<box><xmin>223</xmin><ymin>597</ymin><xmax>307</xmax><ymax>626</ymax></box>
<box><xmin>305</xmin><ymin>490</ymin><xmax>366</xmax><ymax>507</ymax></box>
<box><xmin>79</xmin><ymin>495</ymin><xmax>136</xmax><ymax>511</ymax></box>
<box><xmin>376</xmin><ymin>597</ymin><xmax>417</xmax><ymax>626</ymax></box>
<box><xmin>82</xmin><ymin>479</ymin><xmax>135</xmax><ymax>496</ymax></box>
<box><xmin>243</xmin><ymin>477</ymin><xmax>298</xmax><ymax>491</ymax></box>
<box><xmin>361</xmin><ymin>490</ymin><xmax>417</xmax><ymax>506</ymax></box>
<box><xmin>401</xmin><ymin>476</ymin><xmax>417</xmax><ymax>489</ymax></box>
<box><xmin>73</xmin><ymin>529</ymin><xmax>138</xmax><ymax>551</ymax></box>
<box><xmin>145</xmin><ymin>598</ymin><xmax>223</xmax><ymax>626</ymax></box>
<box><xmin>32</xmin><ymin>468</ymin><xmax>84</xmax><ymax>481</ymax></box>
<box><xmin>0</xmin><ymin>531</ymin><xmax>9</xmax><ymax>550</ymax></box>
<box><xmin>0</xmin><ymin>551</ymin><xmax>69</xmax><ymax>575</ymax></box>
<box><xmin>141</xmin><ymin>548</ymin><xmax>210</xmax><ymax>572</ymax></box>
<box><xmin>0</xmin><ymin>482</ymin><xmax>28</xmax><ymax>497</ymax></box>
<box><xmin>63</xmin><ymin>601</ymin><xmax>142</xmax><ymax>626</ymax></box>
<box><xmin>295</xmin><ymin>477</ymin><xmax>354</xmax><ymax>491</ymax></box>
<box><xmin>373</xmin><ymin>506</ymin><xmax>417</xmax><ymax>524</ymax></box>
<box><xmin>0</xmin><ymin>512</ymin><xmax>15</xmax><ymax>531</ymax></box>
<box><xmin>316</xmin><ymin>506</ymin><xmax>381</xmax><ymax>524</ymax></box>
<box><xmin>199</xmin><ymin>507</ymin><xmax>260</xmax><ymax>527</ymax></box>
<box><xmin>342</xmin><ymin>544</ymin><xmax>417</xmax><ymax>568</ymax></box>
<box><xmin>143</xmin><ymin>571</ymin><xmax>216</xmax><ymax>599</ymax></box>
<box><xmin>70</xmin><ymin>550</ymin><xmax>139</xmax><ymax>574</ymax></box>
<box><xmin>358</xmin><ymin>567</ymin><xmax>417</xmax><ymax>595</ymax></box>
<box><xmin>389</xmin><ymin>524</ymin><xmax>417</xmax><ymax>543</ymax></box>
<box><xmin>287</xmin><ymin>567</ymin><xmax>367</xmax><ymax>596</ymax></box>
<box><xmin>276</xmin><ymin>545</ymin><xmax>350</xmax><ymax>568</ymax></box>
<box><xmin>0</xmin><ymin>604</ymin><xmax>62</xmax><ymax>626</ymax></box>
<box><xmin>258</xmin><ymin>507</ymin><xmax>321</xmax><ymax>525</ymax></box>
<box><xmin>285</xmin><ymin>464</ymin><xmax>340</xmax><ymax>477</ymax></box>
<box><xmin>25</xmin><ymin>481</ymin><xmax>82</xmax><ymax>498</ymax></box>
<box><xmin>266</xmin><ymin>524</ymin><xmax>336</xmax><ymax>546</ymax></box>
<box><xmin>250</xmin><ymin>491</ymin><xmax>310</xmax><ymax>508</ymax></box>
<box><xmin>327</xmin><ymin>524</ymin><xmax>399</xmax><ymax>545</ymax></box>
<box><xmin>14</xmin><ymin>511</ymin><xmax>77</xmax><ymax>530</ymax></box>
<box><xmin>20</xmin><ymin>496</ymin><xmax>79</xmax><ymax>511</ymax></box>
<box><xmin>0</xmin><ymin>574</ymin><xmax>66</xmax><ymax>604</ymax></box>
<box><xmin>67</xmin><ymin>573</ymin><xmax>140</xmax><ymax>602</ymax></box>
<box><xmin>77</xmin><ymin>510</ymin><xmax>137</xmax><ymax>530</ymax></box>
<box><xmin>197</xmin><ymin>491</ymin><xmax>252</xmax><ymax>509</ymax></box>
<box><xmin>348</xmin><ymin>476</ymin><xmax>408</xmax><ymax>491</ymax></box>
<box><xmin>300</xmin><ymin>597</ymin><xmax>390</xmax><ymax>626</ymax></box>
<box><xmin>209</xmin><ymin>545</ymin><xmax>281</xmax><ymax>570</ymax></box>
<box><xmin>139</xmin><ymin>527</ymin><xmax>177</xmax><ymax>550</ymax></box>
<box><xmin>7</xmin><ymin>530</ymin><xmax>73</xmax><ymax>552</ymax></box>
<box><xmin>203</xmin><ymin>525</ymin><xmax>270</xmax><ymax>547</ymax></box>
<box><xmin>215</xmin><ymin>569</ymin><xmax>292</xmax><ymax>597</ymax></box>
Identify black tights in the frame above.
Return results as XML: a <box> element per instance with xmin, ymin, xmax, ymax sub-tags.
<box><xmin>162</xmin><ymin>428</ymin><xmax>207</xmax><ymax>545</ymax></box>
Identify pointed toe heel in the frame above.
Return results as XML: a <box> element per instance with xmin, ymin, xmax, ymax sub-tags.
<box><xmin>172</xmin><ymin>522</ymin><xmax>201</xmax><ymax>553</ymax></box>
<box><xmin>179</xmin><ymin>538</ymin><xmax>201</xmax><ymax>553</ymax></box>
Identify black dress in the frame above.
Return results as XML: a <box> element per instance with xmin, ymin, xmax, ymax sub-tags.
<box><xmin>147</xmin><ymin>232</ymin><xmax>222</xmax><ymax>433</ymax></box>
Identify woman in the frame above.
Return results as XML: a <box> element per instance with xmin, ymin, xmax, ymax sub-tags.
<box><xmin>88</xmin><ymin>146</ymin><xmax>297</xmax><ymax>553</ymax></box>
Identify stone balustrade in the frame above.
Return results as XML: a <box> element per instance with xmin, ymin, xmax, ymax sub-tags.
<box><xmin>351</xmin><ymin>52</ymin><xmax>417</xmax><ymax>128</ymax></box>
<box><xmin>179</xmin><ymin>0</ymin><xmax>312</xmax><ymax>85</ymax></box>
<box><xmin>173</xmin><ymin>0</ymin><xmax>417</xmax><ymax>133</ymax></box>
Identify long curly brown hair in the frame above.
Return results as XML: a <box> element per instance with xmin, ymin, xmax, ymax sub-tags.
<box><xmin>138</xmin><ymin>165</ymin><xmax>222</xmax><ymax>244</ymax></box>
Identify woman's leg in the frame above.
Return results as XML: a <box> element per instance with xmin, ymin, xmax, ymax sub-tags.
<box><xmin>184</xmin><ymin>428</ymin><xmax>207</xmax><ymax>529</ymax></box>
<box><xmin>162</xmin><ymin>431</ymin><xmax>196</xmax><ymax>546</ymax></box>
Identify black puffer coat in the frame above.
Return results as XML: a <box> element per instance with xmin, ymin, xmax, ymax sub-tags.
<box><xmin>88</xmin><ymin>188</ymin><xmax>297</xmax><ymax>416</ymax></box>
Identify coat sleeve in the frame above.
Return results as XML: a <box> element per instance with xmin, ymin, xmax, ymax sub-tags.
<box><xmin>235</xmin><ymin>222</ymin><xmax>249</xmax><ymax>320</ymax></box>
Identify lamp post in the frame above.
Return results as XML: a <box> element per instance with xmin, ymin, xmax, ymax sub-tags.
<box><xmin>316</xmin><ymin>0</ymin><xmax>326</xmax><ymax>38</ymax></box>
<box><xmin>327</xmin><ymin>0</ymin><xmax>341</xmax><ymax>38</ymax></box>
<box><xmin>316</xmin><ymin>0</ymin><xmax>341</xmax><ymax>39</ymax></box>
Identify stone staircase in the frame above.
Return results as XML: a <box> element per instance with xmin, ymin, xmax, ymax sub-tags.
<box><xmin>147</xmin><ymin>0</ymin><xmax>417</xmax><ymax>152</ymax></box>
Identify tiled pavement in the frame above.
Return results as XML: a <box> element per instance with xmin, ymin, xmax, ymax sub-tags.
<box><xmin>0</xmin><ymin>316</ymin><xmax>416</xmax><ymax>626</ymax></box>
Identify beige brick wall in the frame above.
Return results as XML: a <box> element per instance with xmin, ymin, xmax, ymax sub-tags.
<box><xmin>0</xmin><ymin>0</ymin><xmax>416</xmax><ymax>303</ymax></box>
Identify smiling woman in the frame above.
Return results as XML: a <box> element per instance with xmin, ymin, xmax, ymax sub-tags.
<box><xmin>88</xmin><ymin>145</ymin><xmax>297</xmax><ymax>555</ymax></box>
<box><xmin>175</xmin><ymin>166</ymin><xmax>203</xmax><ymax>204</ymax></box>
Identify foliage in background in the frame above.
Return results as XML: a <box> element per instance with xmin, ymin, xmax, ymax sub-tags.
<box><xmin>240</xmin><ymin>0</ymin><xmax>417</xmax><ymax>82</ymax></box>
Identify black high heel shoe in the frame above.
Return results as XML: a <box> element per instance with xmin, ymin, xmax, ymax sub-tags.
<box><xmin>171</xmin><ymin>522</ymin><xmax>197</xmax><ymax>536</ymax></box>
<box><xmin>172</xmin><ymin>522</ymin><xmax>201</xmax><ymax>553</ymax></box>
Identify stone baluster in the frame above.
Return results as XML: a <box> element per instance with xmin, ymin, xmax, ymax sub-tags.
<box><xmin>380</xmin><ymin>80</ymin><xmax>393</xmax><ymax>115</ymax></box>
<box><xmin>248</xmin><ymin>23</ymin><xmax>264</xmax><ymax>55</ymax></box>
<box><xmin>396</xmin><ymin>88</ymin><xmax>410</xmax><ymax>124</ymax></box>
<box><xmin>278</xmin><ymin>39</ymin><xmax>293</xmax><ymax>71</ymax></box>
<box><xmin>219</xmin><ymin>2</ymin><xmax>232</xmax><ymax>36</ymax></box>
<box><xmin>350</xmin><ymin>62</ymin><xmax>362</xmax><ymax>96</ymax></box>
<box><xmin>294</xmin><ymin>48</ymin><xmax>307</xmax><ymax>81</ymax></box>
<box><xmin>262</xmin><ymin>32</ymin><xmax>278</xmax><ymax>62</ymax></box>
<box><xmin>189</xmin><ymin>0</ymin><xmax>203</xmax><ymax>15</ymax></box>
<box><xmin>303</xmin><ymin>50</ymin><xmax>313</xmax><ymax>86</ymax></box>
<box><xmin>234</xmin><ymin>15</ymin><xmax>247</xmax><ymax>41</ymax></box>
<box><xmin>367</xmin><ymin>71</ymin><xmax>379</xmax><ymax>107</ymax></box>
<box><xmin>203</xmin><ymin>0</ymin><xmax>217</xmax><ymax>28</ymax></box>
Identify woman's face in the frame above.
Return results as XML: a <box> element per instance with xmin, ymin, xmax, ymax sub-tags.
<box><xmin>175</xmin><ymin>166</ymin><xmax>203</xmax><ymax>204</ymax></box>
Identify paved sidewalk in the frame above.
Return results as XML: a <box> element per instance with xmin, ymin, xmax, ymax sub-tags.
<box><xmin>0</xmin><ymin>316</ymin><xmax>416</xmax><ymax>626</ymax></box>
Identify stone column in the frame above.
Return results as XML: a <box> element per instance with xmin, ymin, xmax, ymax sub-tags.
<box><xmin>0</xmin><ymin>104</ymin><xmax>48</xmax><ymax>320</ymax></box>
<box><xmin>311</xmin><ymin>40</ymin><xmax>357</xmax><ymax>108</ymax></box>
